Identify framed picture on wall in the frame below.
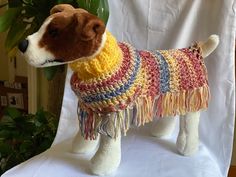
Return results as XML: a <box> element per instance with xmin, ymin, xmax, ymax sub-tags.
<box><xmin>7</xmin><ymin>93</ymin><xmax>24</xmax><ymax>109</ymax></box>
<box><xmin>0</xmin><ymin>96</ymin><xmax>7</xmax><ymax>106</ymax></box>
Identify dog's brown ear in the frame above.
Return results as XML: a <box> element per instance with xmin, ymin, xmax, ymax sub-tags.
<box><xmin>50</xmin><ymin>4</ymin><xmax>74</xmax><ymax>14</ymax></box>
<box><xmin>78</xmin><ymin>15</ymin><xmax>105</xmax><ymax>41</ymax></box>
<box><xmin>51</xmin><ymin>14</ymin><xmax>74</xmax><ymax>30</ymax></box>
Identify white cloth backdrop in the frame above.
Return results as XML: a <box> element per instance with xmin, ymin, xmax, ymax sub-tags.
<box><xmin>2</xmin><ymin>0</ymin><xmax>235</xmax><ymax>177</ymax></box>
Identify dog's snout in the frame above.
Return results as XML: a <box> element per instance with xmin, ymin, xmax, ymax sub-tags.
<box><xmin>18</xmin><ymin>39</ymin><xmax>29</xmax><ymax>53</ymax></box>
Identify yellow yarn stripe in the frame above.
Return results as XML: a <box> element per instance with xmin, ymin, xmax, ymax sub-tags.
<box><xmin>159</xmin><ymin>50</ymin><xmax>180</xmax><ymax>93</ymax></box>
<box><xmin>69</xmin><ymin>31</ymin><xmax>122</xmax><ymax>81</ymax></box>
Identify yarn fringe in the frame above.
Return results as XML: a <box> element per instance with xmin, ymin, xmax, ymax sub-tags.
<box><xmin>156</xmin><ymin>84</ymin><xmax>210</xmax><ymax>117</ymax></box>
<box><xmin>78</xmin><ymin>84</ymin><xmax>210</xmax><ymax>140</ymax></box>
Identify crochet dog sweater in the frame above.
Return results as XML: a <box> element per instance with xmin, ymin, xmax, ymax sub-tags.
<box><xmin>70</xmin><ymin>32</ymin><xmax>210</xmax><ymax>139</ymax></box>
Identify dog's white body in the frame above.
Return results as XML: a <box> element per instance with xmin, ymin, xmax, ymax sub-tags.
<box><xmin>19</xmin><ymin>4</ymin><xmax>219</xmax><ymax>176</ymax></box>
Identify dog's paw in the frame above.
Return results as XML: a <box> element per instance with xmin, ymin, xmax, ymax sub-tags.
<box><xmin>71</xmin><ymin>132</ymin><xmax>99</xmax><ymax>154</ymax></box>
<box><xmin>176</xmin><ymin>133</ymin><xmax>199</xmax><ymax>156</ymax></box>
<box><xmin>90</xmin><ymin>147</ymin><xmax>121</xmax><ymax>176</ymax></box>
<box><xmin>90</xmin><ymin>135</ymin><xmax>121</xmax><ymax>176</ymax></box>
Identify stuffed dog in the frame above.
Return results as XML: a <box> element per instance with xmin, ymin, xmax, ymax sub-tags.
<box><xmin>18</xmin><ymin>4</ymin><xmax>219</xmax><ymax>176</ymax></box>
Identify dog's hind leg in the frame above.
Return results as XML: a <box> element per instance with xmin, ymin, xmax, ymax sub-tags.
<box><xmin>150</xmin><ymin>116</ymin><xmax>176</xmax><ymax>138</ymax></box>
<box><xmin>176</xmin><ymin>111</ymin><xmax>200</xmax><ymax>156</ymax></box>
<box><xmin>90</xmin><ymin>130</ymin><xmax>121</xmax><ymax>176</ymax></box>
<box><xmin>71</xmin><ymin>131</ymin><xmax>100</xmax><ymax>154</ymax></box>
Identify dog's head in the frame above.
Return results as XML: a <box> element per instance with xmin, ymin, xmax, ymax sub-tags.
<box><xmin>18</xmin><ymin>4</ymin><xmax>106</xmax><ymax>67</ymax></box>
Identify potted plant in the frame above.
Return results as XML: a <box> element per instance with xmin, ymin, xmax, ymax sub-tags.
<box><xmin>0</xmin><ymin>107</ymin><xmax>58</xmax><ymax>174</ymax></box>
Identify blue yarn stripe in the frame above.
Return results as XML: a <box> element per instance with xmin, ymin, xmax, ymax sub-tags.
<box><xmin>155</xmin><ymin>51</ymin><xmax>170</xmax><ymax>93</ymax></box>
<box><xmin>82</xmin><ymin>50</ymin><xmax>141</xmax><ymax>103</ymax></box>
<box><xmin>79</xmin><ymin>110</ymin><xmax>87</xmax><ymax>136</ymax></box>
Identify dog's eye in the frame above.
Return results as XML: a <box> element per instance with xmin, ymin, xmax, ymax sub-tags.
<box><xmin>48</xmin><ymin>28</ymin><xmax>59</xmax><ymax>38</ymax></box>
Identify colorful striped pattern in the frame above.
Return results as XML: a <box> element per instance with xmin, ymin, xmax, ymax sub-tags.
<box><xmin>70</xmin><ymin>34</ymin><xmax>210</xmax><ymax>139</ymax></box>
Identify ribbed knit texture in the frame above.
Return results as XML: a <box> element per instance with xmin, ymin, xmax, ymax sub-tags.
<box><xmin>70</xmin><ymin>32</ymin><xmax>210</xmax><ymax>139</ymax></box>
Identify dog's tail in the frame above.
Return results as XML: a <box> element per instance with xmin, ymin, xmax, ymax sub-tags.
<box><xmin>200</xmin><ymin>34</ymin><xmax>219</xmax><ymax>58</ymax></box>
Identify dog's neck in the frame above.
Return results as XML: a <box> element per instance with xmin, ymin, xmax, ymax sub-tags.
<box><xmin>69</xmin><ymin>31</ymin><xmax>122</xmax><ymax>80</ymax></box>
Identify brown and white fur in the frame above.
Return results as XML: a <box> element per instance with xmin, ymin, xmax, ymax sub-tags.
<box><xmin>18</xmin><ymin>4</ymin><xmax>219</xmax><ymax>176</ymax></box>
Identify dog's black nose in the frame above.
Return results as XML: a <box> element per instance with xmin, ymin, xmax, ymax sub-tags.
<box><xmin>18</xmin><ymin>39</ymin><xmax>29</xmax><ymax>53</ymax></box>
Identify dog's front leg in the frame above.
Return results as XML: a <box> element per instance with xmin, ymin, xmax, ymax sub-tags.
<box><xmin>176</xmin><ymin>111</ymin><xmax>200</xmax><ymax>156</ymax></box>
<box><xmin>90</xmin><ymin>130</ymin><xmax>121</xmax><ymax>176</ymax></box>
<box><xmin>71</xmin><ymin>130</ymin><xmax>100</xmax><ymax>154</ymax></box>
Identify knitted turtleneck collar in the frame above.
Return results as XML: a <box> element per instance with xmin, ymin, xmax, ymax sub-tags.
<box><xmin>69</xmin><ymin>31</ymin><xmax>122</xmax><ymax>80</ymax></box>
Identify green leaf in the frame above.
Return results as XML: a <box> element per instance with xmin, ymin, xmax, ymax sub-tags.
<box><xmin>0</xmin><ymin>130</ymin><xmax>11</xmax><ymax>139</ymax></box>
<box><xmin>76</xmin><ymin>0</ymin><xmax>109</xmax><ymax>24</ymax></box>
<box><xmin>43</xmin><ymin>66</ymin><xmax>59</xmax><ymax>80</ymax></box>
<box><xmin>33</xmin><ymin>119</ymin><xmax>42</xmax><ymax>127</ymax></box>
<box><xmin>25</xmin><ymin>20</ymin><xmax>39</xmax><ymax>37</ymax></box>
<box><xmin>4</xmin><ymin>15</ymin><xmax>28</xmax><ymax>51</ymax></box>
<box><xmin>36</xmin><ymin>139</ymin><xmax>51</xmax><ymax>153</ymax></box>
<box><xmin>23</xmin><ymin>5</ymin><xmax>38</xmax><ymax>18</ymax></box>
<box><xmin>76</xmin><ymin>0</ymin><xmax>88</xmax><ymax>9</ymax></box>
<box><xmin>0</xmin><ymin>7</ymin><xmax>21</xmax><ymax>32</ymax></box>
<box><xmin>77</xmin><ymin>0</ymin><xmax>100</xmax><ymax>15</ymax></box>
<box><xmin>0</xmin><ymin>115</ymin><xmax>14</xmax><ymax>124</ymax></box>
<box><xmin>22</xmin><ymin>0</ymin><xmax>33</xmax><ymax>5</ymax></box>
<box><xmin>4</xmin><ymin>154</ymin><xmax>23</xmax><ymax>172</ymax></box>
<box><xmin>57</xmin><ymin>0</ymin><xmax>74</xmax><ymax>4</ymax></box>
<box><xmin>3</xmin><ymin>107</ymin><xmax>21</xmax><ymax>119</ymax></box>
<box><xmin>8</xmin><ymin>0</ymin><xmax>22</xmax><ymax>8</ymax></box>
<box><xmin>19</xmin><ymin>140</ymin><xmax>32</xmax><ymax>153</ymax></box>
<box><xmin>30</xmin><ymin>0</ymin><xmax>54</xmax><ymax>25</ymax></box>
<box><xmin>97</xmin><ymin>0</ymin><xmax>109</xmax><ymax>25</ymax></box>
<box><xmin>57</xmin><ymin>0</ymin><xmax>78</xmax><ymax>7</ymax></box>
<box><xmin>0</xmin><ymin>143</ymin><xmax>12</xmax><ymax>155</ymax></box>
<box><xmin>88</xmin><ymin>0</ymin><xmax>100</xmax><ymax>16</ymax></box>
<box><xmin>0</xmin><ymin>157</ymin><xmax>7</xmax><ymax>172</ymax></box>
<box><xmin>36</xmin><ymin>108</ymin><xmax>48</xmax><ymax>124</ymax></box>
<box><xmin>4</xmin><ymin>15</ymin><xmax>38</xmax><ymax>52</ymax></box>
